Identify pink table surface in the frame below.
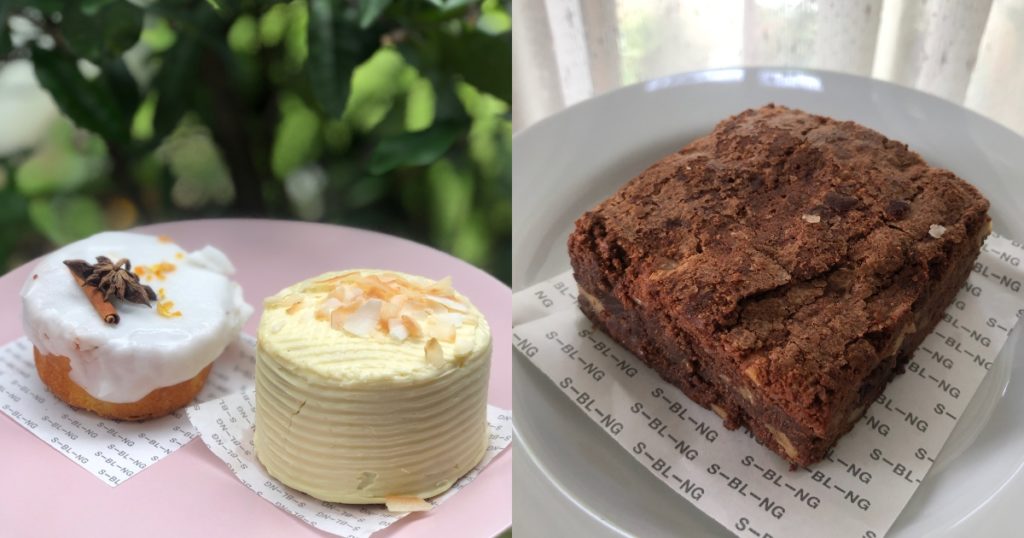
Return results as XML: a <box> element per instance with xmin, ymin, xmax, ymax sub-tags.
<box><xmin>0</xmin><ymin>219</ymin><xmax>512</xmax><ymax>538</ymax></box>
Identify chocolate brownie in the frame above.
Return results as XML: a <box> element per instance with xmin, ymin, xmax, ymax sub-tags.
<box><xmin>568</xmin><ymin>104</ymin><xmax>990</xmax><ymax>467</ymax></box>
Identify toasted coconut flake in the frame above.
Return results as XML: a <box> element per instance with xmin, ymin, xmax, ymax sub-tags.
<box><xmin>303</xmin><ymin>281</ymin><xmax>339</xmax><ymax>293</ymax></box>
<box><xmin>319</xmin><ymin>297</ymin><xmax>343</xmax><ymax>314</ymax></box>
<box><xmin>427</xmin><ymin>317</ymin><xmax>457</xmax><ymax>343</ymax></box>
<box><xmin>329</xmin><ymin>284</ymin><xmax>363</xmax><ymax>304</ymax></box>
<box><xmin>435</xmin><ymin>312</ymin><xmax>465</xmax><ymax>327</ymax></box>
<box><xmin>270</xmin><ymin>321</ymin><xmax>285</xmax><ymax>333</ymax></box>
<box><xmin>388</xmin><ymin>318</ymin><xmax>409</xmax><ymax>341</ymax></box>
<box><xmin>382</xmin><ymin>297</ymin><xmax>401</xmax><ymax>319</ymax></box>
<box><xmin>330</xmin><ymin>307</ymin><xmax>347</xmax><ymax>330</ymax></box>
<box><xmin>315</xmin><ymin>274</ymin><xmax>349</xmax><ymax>285</ymax></box>
<box><xmin>314</xmin><ymin>272</ymin><xmax>475</xmax><ymax>339</ymax></box>
<box><xmin>423</xmin><ymin>276</ymin><xmax>453</xmax><ymax>295</ymax></box>
<box><xmin>342</xmin><ymin>299</ymin><xmax>382</xmax><ymax>336</ymax></box>
<box><xmin>424</xmin><ymin>338</ymin><xmax>445</xmax><ymax>367</ymax></box>
<box><xmin>266</xmin><ymin>293</ymin><xmax>302</xmax><ymax>309</ymax></box>
<box><xmin>424</xmin><ymin>294</ymin><xmax>468</xmax><ymax>312</ymax></box>
<box><xmin>801</xmin><ymin>214</ymin><xmax>821</xmax><ymax>224</ymax></box>
<box><xmin>328</xmin><ymin>303</ymin><xmax>360</xmax><ymax>330</ymax></box>
<box><xmin>385</xmin><ymin>496</ymin><xmax>432</xmax><ymax>512</ymax></box>
<box><xmin>929</xmin><ymin>223</ymin><xmax>947</xmax><ymax>238</ymax></box>
<box><xmin>401</xmin><ymin>315</ymin><xmax>423</xmax><ymax>338</ymax></box>
<box><xmin>400</xmin><ymin>303</ymin><xmax>429</xmax><ymax>322</ymax></box>
<box><xmin>286</xmin><ymin>299</ymin><xmax>304</xmax><ymax>315</ymax></box>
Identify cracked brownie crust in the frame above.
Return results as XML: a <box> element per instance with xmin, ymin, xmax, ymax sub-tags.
<box><xmin>568</xmin><ymin>105</ymin><xmax>990</xmax><ymax>466</ymax></box>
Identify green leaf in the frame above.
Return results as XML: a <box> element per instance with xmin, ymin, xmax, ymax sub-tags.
<box><xmin>440</xmin><ymin>30</ymin><xmax>511</xmax><ymax>103</ymax></box>
<box><xmin>359</xmin><ymin>0</ymin><xmax>393</xmax><ymax>28</ymax></box>
<box><xmin>0</xmin><ymin>187</ymin><xmax>29</xmax><ymax>270</ymax></box>
<box><xmin>81</xmin><ymin>0</ymin><xmax>117</xmax><ymax>16</ymax></box>
<box><xmin>15</xmin><ymin>148</ymin><xmax>106</xmax><ymax>197</ymax></box>
<box><xmin>259</xmin><ymin>3</ymin><xmax>289</xmax><ymax>47</ymax></box>
<box><xmin>323</xmin><ymin>119</ymin><xmax>352</xmax><ymax>152</ymax></box>
<box><xmin>397</xmin><ymin>43</ymin><xmax>469</xmax><ymax>123</ymax></box>
<box><xmin>345</xmin><ymin>175</ymin><xmax>391</xmax><ymax>208</ymax></box>
<box><xmin>61</xmin><ymin>1</ymin><xmax>144</xmax><ymax>60</ymax></box>
<box><xmin>28</xmin><ymin>196</ymin><xmax>106</xmax><ymax>246</ymax></box>
<box><xmin>271</xmin><ymin>94</ymin><xmax>322</xmax><ymax>178</ymax></box>
<box><xmin>284</xmin><ymin>0</ymin><xmax>309</xmax><ymax>69</ymax></box>
<box><xmin>158</xmin><ymin>127</ymin><xmax>235</xmax><ymax>209</ymax></box>
<box><xmin>100</xmin><ymin>58</ymin><xmax>141</xmax><ymax>114</ymax></box>
<box><xmin>452</xmin><ymin>210</ymin><xmax>490</xmax><ymax>265</ymax></box>
<box><xmin>228</xmin><ymin>14</ymin><xmax>260</xmax><ymax>54</ymax></box>
<box><xmin>31</xmin><ymin>47</ymin><xmax>131</xmax><ymax>143</ymax></box>
<box><xmin>0</xmin><ymin>187</ymin><xmax>28</xmax><ymax>227</ymax></box>
<box><xmin>152</xmin><ymin>33</ymin><xmax>201</xmax><ymax>141</ymax></box>
<box><xmin>141</xmin><ymin>17</ymin><xmax>177</xmax><ymax>52</ymax></box>
<box><xmin>131</xmin><ymin>91</ymin><xmax>158</xmax><ymax>141</ymax></box>
<box><xmin>0</xmin><ymin>4</ymin><xmax>11</xmax><ymax>57</ymax></box>
<box><xmin>14</xmin><ymin>117</ymin><xmax>108</xmax><ymax>197</ymax></box>
<box><xmin>424</xmin><ymin>0</ymin><xmax>478</xmax><ymax>9</ymax></box>
<box><xmin>306</xmin><ymin>0</ymin><xmax>380</xmax><ymax>118</ymax></box>
<box><xmin>405</xmin><ymin>76</ymin><xmax>435</xmax><ymax>131</ymax></box>
<box><xmin>368</xmin><ymin>123</ymin><xmax>461</xmax><ymax>175</ymax></box>
<box><xmin>425</xmin><ymin>157</ymin><xmax>474</xmax><ymax>247</ymax></box>
<box><xmin>476</xmin><ymin>9</ymin><xmax>510</xmax><ymax>35</ymax></box>
<box><xmin>344</xmin><ymin>48</ymin><xmax>416</xmax><ymax>133</ymax></box>
<box><xmin>7</xmin><ymin>0</ymin><xmax>63</xmax><ymax>13</ymax></box>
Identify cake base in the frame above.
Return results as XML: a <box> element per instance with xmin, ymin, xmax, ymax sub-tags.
<box><xmin>33</xmin><ymin>348</ymin><xmax>212</xmax><ymax>421</ymax></box>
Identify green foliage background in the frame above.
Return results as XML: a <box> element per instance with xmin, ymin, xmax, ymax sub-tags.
<box><xmin>0</xmin><ymin>0</ymin><xmax>512</xmax><ymax>283</ymax></box>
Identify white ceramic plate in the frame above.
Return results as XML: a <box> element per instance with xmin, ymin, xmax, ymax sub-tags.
<box><xmin>512</xmin><ymin>68</ymin><xmax>1024</xmax><ymax>537</ymax></box>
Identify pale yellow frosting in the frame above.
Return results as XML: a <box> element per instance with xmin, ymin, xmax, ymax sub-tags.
<box><xmin>254</xmin><ymin>269</ymin><xmax>491</xmax><ymax>504</ymax></box>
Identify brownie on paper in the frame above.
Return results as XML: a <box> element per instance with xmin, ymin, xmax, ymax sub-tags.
<box><xmin>567</xmin><ymin>105</ymin><xmax>990</xmax><ymax>466</ymax></box>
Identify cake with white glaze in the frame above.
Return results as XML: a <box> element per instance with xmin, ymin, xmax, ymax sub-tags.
<box><xmin>21</xmin><ymin>231</ymin><xmax>252</xmax><ymax>420</ymax></box>
<box><xmin>254</xmin><ymin>269</ymin><xmax>491</xmax><ymax>509</ymax></box>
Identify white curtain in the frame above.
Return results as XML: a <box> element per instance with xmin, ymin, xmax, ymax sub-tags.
<box><xmin>513</xmin><ymin>0</ymin><xmax>1024</xmax><ymax>136</ymax></box>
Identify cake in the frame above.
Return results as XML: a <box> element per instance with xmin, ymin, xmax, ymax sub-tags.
<box><xmin>567</xmin><ymin>105</ymin><xmax>990</xmax><ymax>466</ymax></box>
<box><xmin>254</xmin><ymin>269</ymin><xmax>491</xmax><ymax>508</ymax></box>
<box><xmin>21</xmin><ymin>232</ymin><xmax>252</xmax><ymax>420</ymax></box>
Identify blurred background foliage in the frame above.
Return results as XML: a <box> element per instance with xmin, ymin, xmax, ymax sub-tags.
<box><xmin>0</xmin><ymin>0</ymin><xmax>511</xmax><ymax>283</ymax></box>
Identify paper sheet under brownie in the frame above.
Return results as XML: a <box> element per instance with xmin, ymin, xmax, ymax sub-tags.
<box><xmin>513</xmin><ymin>233</ymin><xmax>1024</xmax><ymax>538</ymax></box>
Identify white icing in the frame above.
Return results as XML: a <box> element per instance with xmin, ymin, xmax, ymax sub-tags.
<box><xmin>185</xmin><ymin>245</ymin><xmax>237</xmax><ymax>274</ymax></box>
<box><xmin>20</xmin><ymin>232</ymin><xmax>252</xmax><ymax>403</ymax></box>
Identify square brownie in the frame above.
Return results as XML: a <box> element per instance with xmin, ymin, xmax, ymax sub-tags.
<box><xmin>568</xmin><ymin>105</ymin><xmax>990</xmax><ymax>466</ymax></box>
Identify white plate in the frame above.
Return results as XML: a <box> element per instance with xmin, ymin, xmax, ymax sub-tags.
<box><xmin>512</xmin><ymin>68</ymin><xmax>1024</xmax><ymax>537</ymax></box>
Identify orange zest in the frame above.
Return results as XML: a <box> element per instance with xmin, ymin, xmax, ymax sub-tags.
<box><xmin>134</xmin><ymin>261</ymin><xmax>177</xmax><ymax>281</ymax></box>
<box><xmin>157</xmin><ymin>300</ymin><xmax>182</xmax><ymax>318</ymax></box>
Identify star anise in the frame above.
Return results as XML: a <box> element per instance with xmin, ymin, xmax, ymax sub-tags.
<box><xmin>63</xmin><ymin>256</ymin><xmax>158</xmax><ymax>307</ymax></box>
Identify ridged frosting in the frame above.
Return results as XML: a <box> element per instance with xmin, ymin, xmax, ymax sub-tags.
<box><xmin>254</xmin><ymin>269</ymin><xmax>492</xmax><ymax>503</ymax></box>
<box><xmin>20</xmin><ymin>232</ymin><xmax>252</xmax><ymax>402</ymax></box>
